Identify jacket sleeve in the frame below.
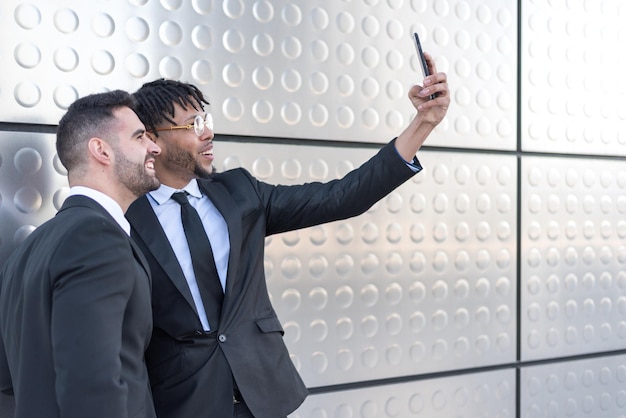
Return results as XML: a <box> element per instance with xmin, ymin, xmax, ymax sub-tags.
<box><xmin>49</xmin><ymin>220</ymin><xmax>135</xmax><ymax>418</ymax></box>
<box><xmin>254</xmin><ymin>139</ymin><xmax>421</xmax><ymax>235</ymax></box>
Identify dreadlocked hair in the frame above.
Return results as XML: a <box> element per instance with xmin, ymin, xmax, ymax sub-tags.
<box><xmin>133</xmin><ymin>78</ymin><xmax>210</xmax><ymax>136</ymax></box>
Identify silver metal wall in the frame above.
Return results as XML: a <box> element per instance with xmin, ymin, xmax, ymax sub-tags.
<box><xmin>1</xmin><ymin>1</ymin><xmax>625</xmax><ymax>417</ymax></box>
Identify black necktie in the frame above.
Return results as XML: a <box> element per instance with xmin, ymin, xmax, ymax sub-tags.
<box><xmin>171</xmin><ymin>192</ymin><xmax>223</xmax><ymax>330</ymax></box>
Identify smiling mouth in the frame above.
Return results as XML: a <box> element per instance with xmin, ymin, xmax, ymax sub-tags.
<box><xmin>145</xmin><ymin>161</ymin><xmax>155</xmax><ymax>170</ymax></box>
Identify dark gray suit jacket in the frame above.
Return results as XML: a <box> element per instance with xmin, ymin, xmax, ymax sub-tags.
<box><xmin>126</xmin><ymin>140</ymin><xmax>419</xmax><ymax>418</ymax></box>
<box><xmin>0</xmin><ymin>196</ymin><xmax>156</xmax><ymax>418</ymax></box>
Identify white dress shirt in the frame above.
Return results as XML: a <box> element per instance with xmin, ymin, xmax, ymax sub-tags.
<box><xmin>68</xmin><ymin>186</ymin><xmax>131</xmax><ymax>236</ymax></box>
<box><xmin>147</xmin><ymin>180</ymin><xmax>230</xmax><ymax>331</ymax></box>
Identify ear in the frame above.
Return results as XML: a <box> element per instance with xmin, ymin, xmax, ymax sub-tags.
<box><xmin>87</xmin><ymin>137</ymin><xmax>113</xmax><ymax>166</ymax></box>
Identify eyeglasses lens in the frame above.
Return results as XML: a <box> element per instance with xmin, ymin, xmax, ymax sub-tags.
<box><xmin>193</xmin><ymin>113</ymin><xmax>214</xmax><ymax>136</ymax></box>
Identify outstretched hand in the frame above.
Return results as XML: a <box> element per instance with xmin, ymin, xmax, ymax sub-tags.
<box><xmin>393</xmin><ymin>52</ymin><xmax>450</xmax><ymax>161</ymax></box>
<box><xmin>410</xmin><ymin>52</ymin><xmax>449</xmax><ymax>126</ymax></box>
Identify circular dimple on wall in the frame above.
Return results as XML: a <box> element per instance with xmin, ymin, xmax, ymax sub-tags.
<box><xmin>281</xmin><ymin>102</ymin><xmax>302</xmax><ymax>125</ymax></box>
<box><xmin>14</xmin><ymin>82</ymin><xmax>41</xmax><ymax>108</ymax></box>
<box><xmin>91</xmin><ymin>12</ymin><xmax>115</xmax><ymax>38</ymax></box>
<box><xmin>191</xmin><ymin>25</ymin><xmax>212</xmax><ymax>50</ymax></box>
<box><xmin>191</xmin><ymin>60</ymin><xmax>212</xmax><ymax>84</ymax></box>
<box><xmin>159</xmin><ymin>56</ymin><xmax>183</xmax><ymax>79</ymax></box>
<box><xmin>53</xmin><ymin>47</ymin><xmax>79</xmax><ymax>72</ymax></box>
<box><xmin>308</xmin><ymin>159</ymin><xmax>328</xmax><ymax>180</ymax></box>
<box><xmin>362</xmin><ymin>108</ymin><xmax>380</xmax><ymax>130</ymax></box>
<box><xmin>309</xmin><ymin>288</ymin><xmax>329</xmax><ymax>311</ymax></box>
<box><xmin>125</xmin><ymin>17</ymin><xmax>149</xmax><ymax>42</ymax></box>
<box><xmin>385</xmin><ymin>80</ymin><xmax>403</xmax><ymax>100</ymax></box>
<box><xmin>52</xmin><ymin>188</ymin><xmax>69</xmax><ymax>210</ymax></box>
<box><xmin>360</xmin><ymin>253</ymin><xmax>379</xmax><ymax>275</ymax></box>
<box><xmin>336</xmin><ymin>43</ymin><xmax>355</xmax><ymax>65</ymax></box>
<box><xmin>336</xmin><ymin>349</ymin><xmax>354</xmax><ymax>371</ymax></box>
<box><xmin>222</xmin><ymin>63</ymin><xmax>245</xmax><ymax>88</ymax></box>
<box><xmin>53</xmin><ymin>8</ymin><xmax>79</xmax><ymax>34</ymax></box>
<box><xmin>53</xmin><ymin>85</ymin><xmax>79</xmax><ymax>110</ymax></box>
<box><xmin>14</xmin><ymin>3</ymin><xmax>41</xmax><ymax>29</ymax></box>
<box><xmin>309</xmin><ymin>72</ymin><xmax>329</xmax><ymax>95</ymax></box>
<box><xmin>222</xmin><ymin>0</ymin><xmax>244</xmax><ymax>18</ymax></box>
<box><xmin>91</xmin><ymin>50</ymin><xmax>115</xmax><ymax>75</ymax></box>
<box><xmin>336</xmin><ymin>106</ymin><xmax>355</xmax><ymax>129</ymax></box>
<box><xmin>386</xmin><ymin>18</ymin><xmax>403</xmax><ymax>40</ymax></box>
<box><xmin>361</xmin><ymin>315</ymin><xmax>379</xmax><ymax>338</ymax></box>
<box><xmin>126</xmin><ymin>53</ymin><xmax>149</xmax><ymax>78</ymax></box>
<box><xmin>281</xmin><ymin>289</ymin><xmax>301</xmax><ymax>312</ymax></box>
<box><xmin>308</xmin><ymin>254</ymin><xmax>328</xmax><ymax>277</ymax></box>
<box><xmin>281</xmin><ymin>69</ymin><xmax>302</xmax><ymax>93</ymax></box>
<box><xmin>253</xmin><ymin>0</ymin><xmax>274</xmax><ymax>23</ymax></box>
<box><xmin>14</xmin><ymin>43</ymin><xmax>41</xmax><ymax>69</ymax></box>
<box><xmin>161</xmin><ymin>0</ymin><xmax>183</xmax><ymax>11</ymax></box>
<box><xmin>252</xmin><ymin>33</ymin><xmax>274</xmax><ymax>56</ymax></box>
<box><xmin>361</xmin><ymin>77</ymin><xmax>380</xmax><ymax>99</ymax></box>
<box><xmin>52</xmin><ymin>154</ymin><xmax>67</xmax><ymax>175</ymax></box>
<box><xmin>281</xmin><ymin>3</ymin><xmax>301</xmax><ymax>26</ymax></box>
<box><xmin>360</xmin><ymin>284</ymin><xmax>379</xmax><ymax>308</ymax></box>
<box><xmin>336</xmin><ymin>11</ymin><xmax>355</xmax><ymax>34</ymax></box>
<box><xmin>14</xmin><ymin>187</ymin><xmax>43</xmax><ymax>214</ymax></box>
<box><xmin>252</xmin><ymin>100</ymin><xmax>273</xmax><ymax>124</ymax></box>
<box><xmin>310</xmin><ymin>7</ymin><xmax>329</xmax><ymax>31</ymax></box>
<box><xmin>14</xmin><ymin>148</ymin><xmax>42</xmax><ymax>175</ymax></box>
<box><xmin>159</xmin><ymin>21</ymin><xmax>183</xmax><ymax>46</ymax></box>
<box><xmin>252</xmin><ymin>66</ymin><xmax>274</xmax><ymax>90</ymax></box>
<box><xmin>306</xmin><ymin>41</ymin><xmax>327</xmax><ymax>66</ymax></box>
<box><xmin>335</xmin><ymin>254</ymin><xmax>355</xmax><ymax>276</ymax></box>
<box><xmin>282</xmin><ymin>36</ymin><xmax>302</xmax><ymax>59</ymax></box>
<box><xmin>251</xmin><ymin>156</ymin><xmax>273</xmax><ymax>179</ymax></box>
<box><xmin>362</xmin><ymin>15</ymin><xmax>380</xmax><ymax>37</ymax></box>
<box><xmin>361</xmin><ymin>46</ymin><xmax>380</xmax><ymax>68</ymax></box>
<box><xmin>280</xmin><ymin>158</ymin><xmax>301</xmax><ymax>180</ymax></box>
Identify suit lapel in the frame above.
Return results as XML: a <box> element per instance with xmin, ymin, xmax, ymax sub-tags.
<box><xmin>197</xmin><ymin>179</ymin><xmax>242</xmax><ymax>309</ymax></box>
<box><xmin>127</xmin><ymin>196</ymin><xmax>199</xmax><ymax>316</ymax></box>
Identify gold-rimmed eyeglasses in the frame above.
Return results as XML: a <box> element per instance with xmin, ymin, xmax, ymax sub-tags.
<box><xmin>155</xmin><ymin>113</ymin><xmax>214</xmax><ymax>137</ymax></box>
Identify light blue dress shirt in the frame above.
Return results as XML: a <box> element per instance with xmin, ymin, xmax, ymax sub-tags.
<box><xmin>147</xmin><ymin>180</ymin><xmax>230</xmax><ymax>331</ymax></box>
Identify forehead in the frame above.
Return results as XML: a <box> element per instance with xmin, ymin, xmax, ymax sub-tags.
<box><xmin>171</xmin><ymin>100</ymin><xmax>203</xmax><ymax>120</ymax></box>
<box><xmin>112</xmin><ymin>106</ymin><xmax>144</xmax><ymax>132</ymax></box>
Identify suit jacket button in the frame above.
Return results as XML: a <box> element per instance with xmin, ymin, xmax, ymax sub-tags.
<box><xmin>218</xmin><ymin>334</ymin><xmax>227</xmax><ymax>342</ymax></box>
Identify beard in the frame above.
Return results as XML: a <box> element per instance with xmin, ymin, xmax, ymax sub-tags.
<box><xmin>163</xmin><ymin>144</ymin><xmax>214</xmax><ymax>179</ymax></box>
<box><xmin>114</xmin><ymin>151</ymin><xmax>160</xmax><ymax>197</ymax></box>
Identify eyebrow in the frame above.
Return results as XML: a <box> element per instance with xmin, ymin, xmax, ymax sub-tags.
<box><xmin>132</xmin><ymin>128</ymin><xmax>146</xmax><ymax>138</ymax></box>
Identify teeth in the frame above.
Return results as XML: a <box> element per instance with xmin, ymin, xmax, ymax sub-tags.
<box><xmin>146</xmin><ymin>162</ymin><xmax>154</xmax><ymax>169</ymax></box>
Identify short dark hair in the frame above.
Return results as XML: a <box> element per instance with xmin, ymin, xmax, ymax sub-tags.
<box><xmin>56</xmin><ymin>90</ymin><xmax>137</xmax><ymax>172</ymax></box>
<box><xmin>132</xmin><ymin>78</ymin><xmax>210</xmax><ymax>137</ymax></box>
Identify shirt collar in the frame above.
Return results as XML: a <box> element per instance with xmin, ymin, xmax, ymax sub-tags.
<box><xmin>68</xmin><ymin>186</ymin><xmax>131</xmax><ymax>235</ymax></box>
<box><xmin>148</xmin><ymin>179</ymin><xmax>202</xmax><ymax>205</ymax></box>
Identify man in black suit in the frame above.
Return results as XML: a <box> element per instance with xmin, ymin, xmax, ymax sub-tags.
<box><xmin>0</xmin><ymin>90</ymin><xmax>161</xmax><ymax>418</ymax></box>
<box><xmin>126</xmin><ymin>53</ymin><xmax>449</xmax><ymax>418</ymax></box>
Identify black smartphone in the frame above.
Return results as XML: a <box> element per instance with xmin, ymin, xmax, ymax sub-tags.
<box><xmin>412</xmin><ymin>32</ymin><xmax>435</xmax><ymax>99</ymax></box>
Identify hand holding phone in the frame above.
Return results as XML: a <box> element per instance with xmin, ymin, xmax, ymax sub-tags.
<box><xmin>412</xmin><ymin>32</ymin><xmax>435</xmax><ymax>99</ymax></box>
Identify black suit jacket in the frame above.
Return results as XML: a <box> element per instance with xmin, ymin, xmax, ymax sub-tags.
<box><xmin>0</xmin><ymin>196</ymin><xmax>156</xmax><ymax>418</ymax></box>
<box><xmin>126</xmin><ymin>140</ymin><xmax>419</xmax><ymax>418</ymax></box>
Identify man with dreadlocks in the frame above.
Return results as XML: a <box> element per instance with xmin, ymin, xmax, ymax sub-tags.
<box><xmin>126</xmin><ymin>52</ymin><xmax>449</xmax><ymax>418</ymax></box>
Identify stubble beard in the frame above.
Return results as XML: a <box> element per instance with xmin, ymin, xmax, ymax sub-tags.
<box><xmin>115</xmin><ymin>152</ymin><xmax>160</xmax><ymax>197</ymax></box>
<box><xmin>165</xmin><ymin>145</ymin><xmax>213</xmax><ymax>180</ymax></box>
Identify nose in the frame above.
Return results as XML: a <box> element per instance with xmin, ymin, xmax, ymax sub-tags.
<box><xmin>200</xmin><ymin>127</ymin><xmax>214</xmax><ymax>142</ymax></box>
<box><xmin>149</xmin><ymin>140</ymin><xmax>161</xmax><ymax>155</ymax></box>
